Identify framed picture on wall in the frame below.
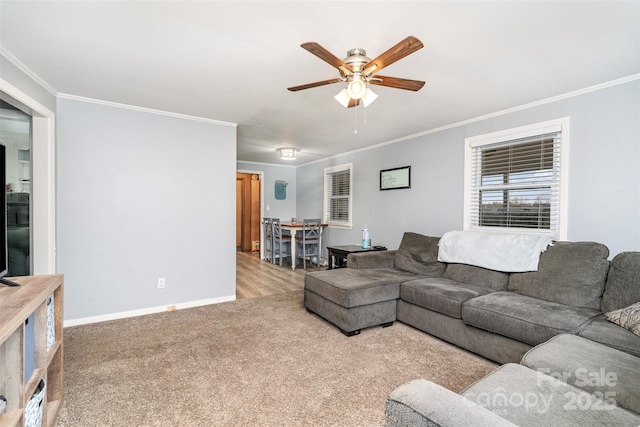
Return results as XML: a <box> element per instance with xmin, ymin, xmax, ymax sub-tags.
<box><xmin>380</xmin><ymin>166</ymin><xmax>411</xmax><ymax>190</ymax></box>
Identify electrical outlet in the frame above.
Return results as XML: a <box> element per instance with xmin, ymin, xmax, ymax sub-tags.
<box><xmin>157</xmin><ymin>278</ymin><xmax>166</xmax><ymax>289</ymax></box>
<box><xmin>167</xmin><ymin>305</ymin><xmax>176</xmax><ymax>311</ymax></box>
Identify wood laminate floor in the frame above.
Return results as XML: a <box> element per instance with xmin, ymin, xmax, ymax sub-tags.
<box><xmin>236</xmin><ymin>251</ymin><xmax>326</xmax><ymax>299</ymax></box>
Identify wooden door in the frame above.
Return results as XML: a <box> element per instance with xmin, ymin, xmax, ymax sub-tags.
<box><xmin>236</xmin><ymin>178</ymin><xmax>244</xmax><ymax>250</ymax></box>
<box><xmin>236</xmin><ymin>173</ymin><xmax>261</xmax><ymax>252</ymax></box>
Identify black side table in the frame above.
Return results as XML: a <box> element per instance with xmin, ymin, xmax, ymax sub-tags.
<box><xmin>326</xmin><ymin>245</ymin><xmax>387</xmax><ymax>269</ymax></box>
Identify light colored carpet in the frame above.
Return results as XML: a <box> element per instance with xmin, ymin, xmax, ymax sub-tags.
<box><xmin>56</xmin><ymin>291</ymin><xmax>497</xmax><ymax>426</ymax></box>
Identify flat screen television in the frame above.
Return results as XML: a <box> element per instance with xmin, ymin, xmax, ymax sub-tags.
<box><xmin>0</xmin><ymin>141</ymin><xmax>19</xmax><ymax>287</ymax></box>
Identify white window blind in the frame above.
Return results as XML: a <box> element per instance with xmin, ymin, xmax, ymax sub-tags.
<box><xmin>323</xmin><ymin>163</ymin><xmax>352</xmax><ymax>229</ymax></box>
<box><xmin>465</xmin><ymin>118</ymin><xmax>569</xmax><ymax>239</ymax></box>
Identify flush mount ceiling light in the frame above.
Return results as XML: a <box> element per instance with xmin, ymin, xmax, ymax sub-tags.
<box><xmin>288</xmin><ymin>36</ymin><xmax>425</xmax><ymax>109</ymax></box>
<box><xmin>277</xmin><ymin>147</ymin><xmax>297</xmax><ymax>160</ymax></box>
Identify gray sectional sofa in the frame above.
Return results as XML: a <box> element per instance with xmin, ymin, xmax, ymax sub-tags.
<box><xmin>303</xmin><ymin>231</ymin><xmax>640</xmax><ymax>425</ymax></box>
<box><xmin>305</xmin><ymin>232</ymin><xmax>640</xmax><ymax>361</ymax></box>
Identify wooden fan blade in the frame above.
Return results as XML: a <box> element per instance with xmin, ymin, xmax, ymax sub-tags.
<box><xmin>348</xmin><ymin>98</ymin><xmax>360</xmax><ymax>108</ymax></box>
<box><xmin>369</xmin><ymin>75</ymin><xmax>425</xmax><ymax>91</ymax></box>
<box><xmin>301</xmin><ymin>42</ymin><xmax>352</xmax><ymax>76</ymax></box>
<box><xmin>287</xmin><ymin>78</ymin><xmax>343</xmax><ymax>91</ymax></box>
<box><xmin>362</xmin><ymin>36</ymin><xmax>424</xmax><ymax>77</ymax></box>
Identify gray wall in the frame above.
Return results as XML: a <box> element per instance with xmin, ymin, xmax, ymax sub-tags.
<box><xmin>57</xmin><ymin>98</ymin><xmax>237</xmax><ymax>321</ymax></box>
<box><xmin>296</xmin><ymin>79</ymin><xmax>640</xmax><ymax>258</ymax></box>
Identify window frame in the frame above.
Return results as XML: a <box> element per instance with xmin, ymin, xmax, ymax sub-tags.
<box><xmin>323</xmin><ymin>163</ymin><xmax>353</xmax><ymax>229</ymax></box>
<box><xmin>463</xmin><ymin>118</ymin><xmax>570</xmax><ymax>240</ymax></box>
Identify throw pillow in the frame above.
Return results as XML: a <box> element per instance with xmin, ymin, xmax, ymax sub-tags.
<box><xmin>393</xmin><ymin>232</ymin><xmax>446</xmax><ymax>277</ymax></box>
<box><xmin>395</xmin><ymin>248</ymin><xmax>445</xmax><ymax>276</ymax></box>
<box><xmin>606</xmin><ymin>302</ymin><xmax>640</xmax><ymax>336</ymax></box>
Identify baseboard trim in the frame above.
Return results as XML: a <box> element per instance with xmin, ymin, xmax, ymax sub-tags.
<box><xmin>63</xmin><ymin>294</ymin><xmax>237</xmax><ymax>327</ymax></box>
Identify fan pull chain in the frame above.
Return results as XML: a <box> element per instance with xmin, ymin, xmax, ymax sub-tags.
<box><xmin>354</xmin><ymin>104</ymin><xmax>358</xmax><ymax>134</ymax></box>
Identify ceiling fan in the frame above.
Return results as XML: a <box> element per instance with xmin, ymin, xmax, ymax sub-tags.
<box><xmin>287</xmin><ymin>36</ymin><xmax>425</xmax><ymax>108</ymax></box>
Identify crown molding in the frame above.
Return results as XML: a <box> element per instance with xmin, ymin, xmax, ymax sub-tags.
<box><xmin>295</xmin><ymin>73</ymin><xmax>640</xmax><ymax>168</ymax></box>
<box><xmin>1</xmin><ymin>46</ymin><xmax>236</xmax><ymax>126</ymax></box>
<box><xmin>57</xmin><ymin>93</ymin><xmax>237</xmax><ymax>127</ymax></box>
<box><xmin>0</xmin><ymin>46</ymin><xmax>58</xmax><ymax>97</ymax></box>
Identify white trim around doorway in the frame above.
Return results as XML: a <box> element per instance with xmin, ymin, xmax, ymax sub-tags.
<box><xmin>0</xmin><ymin>77</ymin><xmax>57</xmax><ymax>274</ymax></box>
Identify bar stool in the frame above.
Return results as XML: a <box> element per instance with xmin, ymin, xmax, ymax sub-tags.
<box><xmin>272</xmin><ymin>218</ymin><xmax>292</xmax><ymax>267</ymax></box>
<box><xmin>263</xmin><ymin>217</ymin><xmax>274</xmax><ymax>263</ymax></box>
<box><xmin>296</xmin><ymin>218</ymin><xmax>321</xmax><ymax>269</ymax></box>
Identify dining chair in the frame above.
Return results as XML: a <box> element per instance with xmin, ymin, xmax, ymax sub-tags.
<box><xmin>272</xmin><ymin>218</ymin><xmax>292</xmax><ymax>267</ymax></box>
<box><xmin>295</xmin><ymin>218</ymin><xmax>321</xmax><ymax>269</ymax></box>
<box><xmin>263</xmin><ymin>217</ymin><xmax>274</xmax><ymax>263</ymax></box>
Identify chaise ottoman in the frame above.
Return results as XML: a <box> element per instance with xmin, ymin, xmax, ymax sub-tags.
<box><xmin>304</xmin><ymin>268</ymin><xmax>421</xmax><ymax>336</ymax></box>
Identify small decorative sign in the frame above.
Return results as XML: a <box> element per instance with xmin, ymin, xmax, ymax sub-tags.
<box><xmin>275</xmin><ymin>180</ymin><xmax>288</xmax><ymax>200</ymax></box>
<box><xmin>380</xmin><ymin>166</ymin><xmax>411</xmax><ymax>190</ymax></box>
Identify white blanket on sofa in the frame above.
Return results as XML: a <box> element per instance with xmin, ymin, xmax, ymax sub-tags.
<box><xmin>437</xmin><ymin>230</ymin><xmax>553</xmax><ymax>272</ymax></box>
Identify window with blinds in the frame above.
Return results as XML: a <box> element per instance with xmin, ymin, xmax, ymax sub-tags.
<box><xmin>323</xmin><ymin>163</ymin><xmax>352</xmax><ymax>228</ymax></box>
<box><xmin>464</xmin><ymin>118</ymin><xmax>569</xmax><ymax>239</ymax></box>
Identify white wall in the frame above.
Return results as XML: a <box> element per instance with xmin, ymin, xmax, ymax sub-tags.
<box><xmin>296</xmin><ymin>78</ymin><xmax>640</xmax><ymax>258</ymax></box>
<box><xmin>57</xmin><ymin>98</ymin><xmax>237</xmax><ymax>321</ymax></box>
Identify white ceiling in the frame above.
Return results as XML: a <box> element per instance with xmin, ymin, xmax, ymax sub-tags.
<box><xmin>1</xmin><ymin>1</ymin><xmax>638</xmax><ymax>166</ymax></box>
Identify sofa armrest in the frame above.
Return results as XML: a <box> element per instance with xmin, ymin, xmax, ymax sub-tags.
<box><xmin>347</xmin><ymin>250</ymin><xmax>397</xmax><ymax>269</ymax></box>
<box><xmin>385</xmin><ymin>379</ymin><xmax>517</xmax><ymax>427</ymax></box>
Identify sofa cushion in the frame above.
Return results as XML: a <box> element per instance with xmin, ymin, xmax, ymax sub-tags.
<box><xmin>521</xmin><ymin>334</ymin><xmax>640</xmax><ymax>415</ymax></box>
<box><xmin>602</xmin><ymin>251</ymin><xmax>640</xmax><ymax>313</ymax></box>
<box><xmin>579</xmin><ymin>314</ymin><xmax>640</xmax><ymax>358</ymax></box>
<box><xmin>393</xmin><ymin>232</ymin><xmax>446</xmax><ymax>277</ymax></box>
<box><xmin>347</xmin><ymin>250</ymin><xmax>396</xmax><ymax>269</ymax></box>
<box><xmin>304</xmin><ymin>268</ymin><xmax>420</xmax><ymax>308</ymax></box>
<box><xmin>462</xmin><ymin>292</ymin><xmax>600</xmax><ymax>346</ymax></box>
<box><xmin>443</xmin><ymin>263</ymin><xmax>509</xmax><ymax>291</ymax></box>
<box><xmin>401</xmin><ymin>278</ymin><xmax>495</xmax><ymax>319</ymax></box>
<box><xmin>461</xmin><ymin>363</ymin><xmax>640</xmax><ymax>426</ymax></box>
<box><xmin>606</xmin><ymin>302</ymin><xmax>640</xmax><ymax>336</ymax></box>
<box><xmin>507</xmin><ymin>241</ymin><xmax>610</xmax><ymax>309</ymax></box>
<box><xmin>386</xmin><ymin>379</ymin><xmax>518</xmax><ymax>427</ymax></box>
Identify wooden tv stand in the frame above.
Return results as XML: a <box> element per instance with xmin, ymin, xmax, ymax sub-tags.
<box><xmin>0</xmin><ymin>274</ymin><xmax>64</xmax><ymax>427</ymax></box>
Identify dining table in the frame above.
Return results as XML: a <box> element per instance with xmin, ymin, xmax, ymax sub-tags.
<box><xmin>280</xmin><ymin>221</ymin><xmax>328</xmax><ymax>270</ymax></box>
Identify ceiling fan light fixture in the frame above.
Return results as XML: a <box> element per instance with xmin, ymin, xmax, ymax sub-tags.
<box><xmin>288</xmin><ymin>36</ymin><xmax>425</xmax><ymax>110</ymax></box>
<box><xmin>346</xmin><ymin>79</ymin><xmax>366</xmax><ymax>99</ymax></box>
<box><xmin>277</xmin><ymin>147</ymin><xmax>297</xmax><ymax>160</ymax></box>
<box><xmin>334</xmin><ymin>88</ymin><xmax>351</xmax><ymax>108</ymax></box>
<box><xmin>362</xmin><ymin>87</ymin><xmax>378</xmax><ymax>107</ymax></box>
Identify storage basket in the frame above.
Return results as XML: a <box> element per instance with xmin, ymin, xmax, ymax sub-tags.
<box><xmin>47</xmin><ymin>295</ymin><xmax>55</xmax><ymax>350</ymax></box>
<box><xmin>24</xmin><ymin>379</ymin><xmax>45</xmax><ymax>427</ymax></box>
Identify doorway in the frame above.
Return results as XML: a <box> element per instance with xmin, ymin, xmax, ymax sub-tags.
<box><xmin>0</xmin><ymin>84</ymin><xmax>56</xmax><ymax>275</ymax></box>
<box><xmin>0</xmin><ymin>100</ymin><xmax>32</xmax><ymax>276</ymax></box>
<box><xmin>236</xmin><ymin>172</ymin><xmax>261</xmax><ymax>254</ymax></box>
